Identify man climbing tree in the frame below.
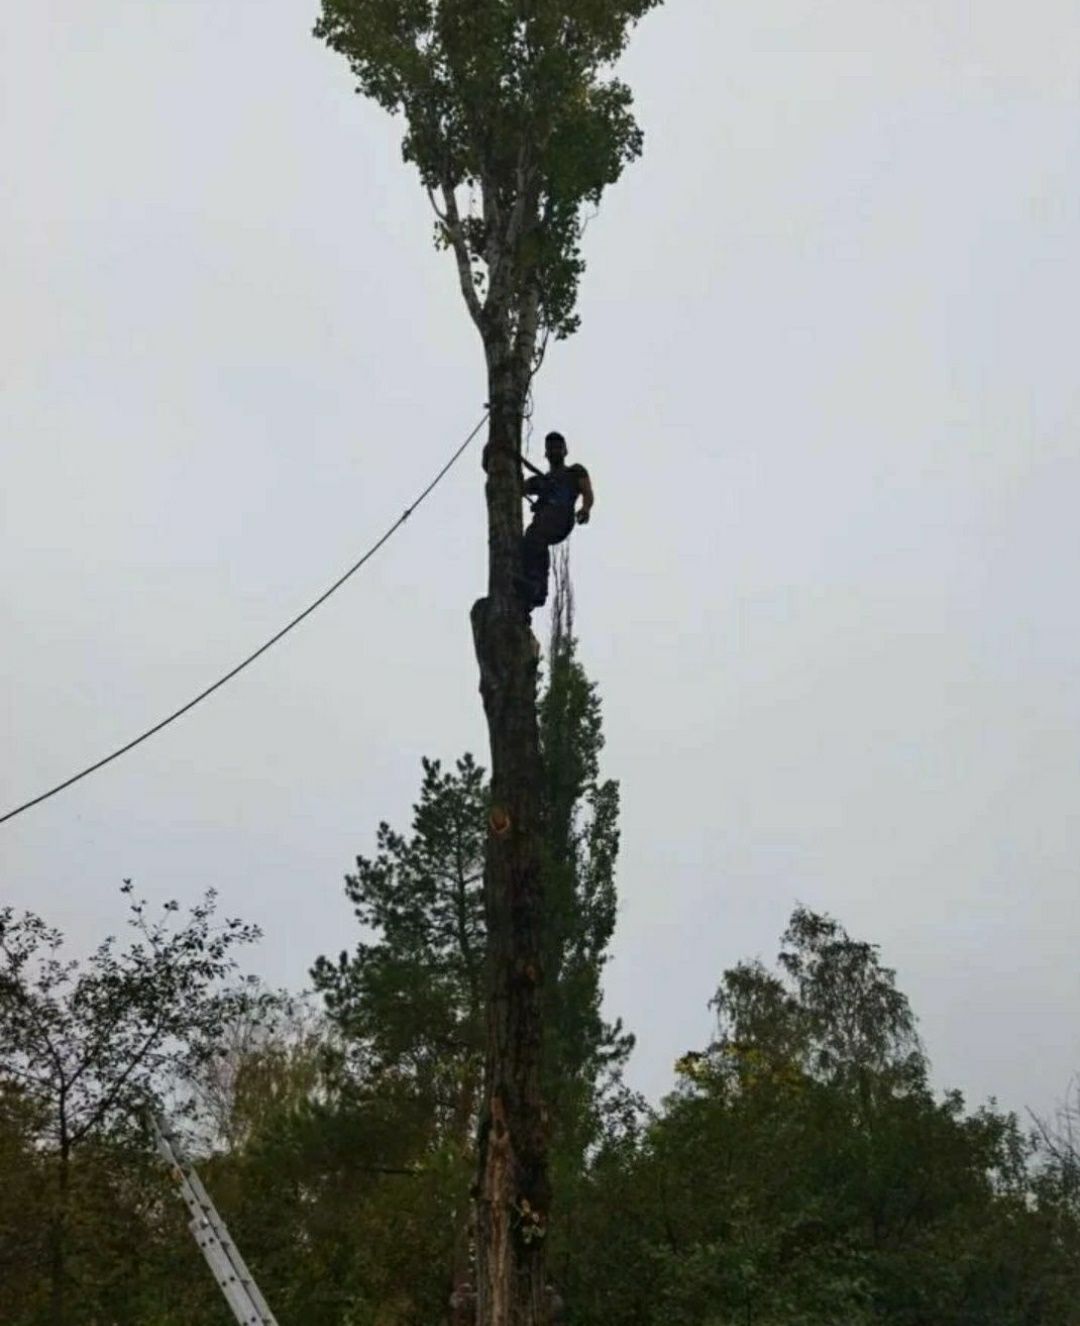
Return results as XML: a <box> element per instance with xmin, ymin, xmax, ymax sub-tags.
<box><xmin>517</xmin><ymin>432</ymin><xmax>593</xmax><ymax>610</ymax></box>
<box><xmin>313</xmin><ymin>4</ymin><xmax>661</xmax><ymax>1322</ymax></box>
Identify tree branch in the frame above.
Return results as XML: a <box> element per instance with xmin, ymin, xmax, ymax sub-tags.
<box><xmin>68</xmin><ymin>1018</ymin><xmax>166</xmax><ymax>1145</ymax></box>
<box><xmin>436</xmin><ymin>182</ymin><xmax>484</xmax><ymax>331</ymax></box>
<box><xmin>0</xmin><ymin>957</ymin><xmax>69</xmax><ymax>1089</ymax></box>
<box><xmin>486</xmin><ymin>149</ymin><xmax>535</xmax><ymax>319</ymax></box>
<box><xmin>0</xmin><ymin>1057</ymin><xmax>53</xmax><ymax>1091</ymax></box>
<box><xmin>451</xmin><ymin>816</ymin><xmax>482</xmax><ymax>1018</ymax></box>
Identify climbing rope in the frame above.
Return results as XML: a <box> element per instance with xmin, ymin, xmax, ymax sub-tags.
<box><xmin>0</xmin><ymin>412</ymin><xmax>489</xmax><ymax>828</ymax></box>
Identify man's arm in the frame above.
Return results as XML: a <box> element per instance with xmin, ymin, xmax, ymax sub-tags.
<box><xmin>576</xmin><ymin>468</ymin><xmax>594</xmax><ymax>524</ymax></box>
<box><xmin>481</xmin><ymin>444</ymin><xmax>544</xmax><ymax>477</ymax></box>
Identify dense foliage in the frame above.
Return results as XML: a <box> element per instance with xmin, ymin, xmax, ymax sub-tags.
<box><xmin>564</xmin><ymin>912</ymin><xmax>1080</xmax><ymax>1326</ymax></box>
<box><xmin>3</xmin><ymin>632</ymin><xmax>1077</xmax><ymax>1324</ymax></box>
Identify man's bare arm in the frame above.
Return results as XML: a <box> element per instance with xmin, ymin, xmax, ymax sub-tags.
<box><xmin>577</xmin><ymin>471</ymin><xmax>594</xmax><ymax>524</ymax></box>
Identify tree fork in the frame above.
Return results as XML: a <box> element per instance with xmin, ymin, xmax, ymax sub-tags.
<box><xmin>471</xmin><ymin>361</ymin><xmax>552</xmax><ymax>1325</ymax></box>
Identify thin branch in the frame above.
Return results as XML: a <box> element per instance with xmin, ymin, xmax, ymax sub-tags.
<box><xmin>487</xmin><ymin>148</ymin><xmax>535</xmax><ymax>317</ymax></box>
<box><xmin>426</xmin><ymin>185</ymin><xmax>448</xmax><ymax>224</ymax></box>
<box><xmin>0</xmin><ymin>966</ymin><xmax>69</xmax><ymax>1088</ymax></box>
<box><xmin>68</xmin><ymin>1018</ymin><xmax>167</xmax><ymax>1145</ymax></box>
<box><xmin>437</xmin><ymin>181</ymin><xmax>484</xmax><ymax>330</ymax></box>
<box><xmin>531</xmin><ymin>324</ymin><xmax>552</xmax><ymax>382</ymax></box>
<box><xmin>63</xmin><ymin>986</ymin><xmax>141</xmax><ymax>1099</ymax></box>
<box><xmin>0</xmin><ymin>1058</ymin><xmax>53</xmax><ymax>1091</ymax></box>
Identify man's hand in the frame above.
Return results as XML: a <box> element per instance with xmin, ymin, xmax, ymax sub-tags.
<box><xmin>576</xmin><ymin>508</ymin><xmax>590</xmax><ymax>525</ymax></box>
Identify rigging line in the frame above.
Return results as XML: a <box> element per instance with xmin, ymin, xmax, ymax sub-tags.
<box><xmin>1</xmin><ymin>411</ymin><xmax>490</xmax><ymax>829</ymax></box>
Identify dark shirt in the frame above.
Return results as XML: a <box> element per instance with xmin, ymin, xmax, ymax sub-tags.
<box><xmin>525</xmin><ymin>464</ymin><xmax>587</xmax><ymax>516</ymax></box>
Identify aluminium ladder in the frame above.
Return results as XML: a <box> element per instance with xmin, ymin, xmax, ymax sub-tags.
<box><xmin>150</xmin><ymin>1113</ymin><xmax>280</xmax><ymax>1326</ymax></box>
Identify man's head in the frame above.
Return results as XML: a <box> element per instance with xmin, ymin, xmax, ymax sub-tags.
<box><xmin>544</xmin><ymin>431</ymin><xmax>567</xmax><ymax>468</ymax></box>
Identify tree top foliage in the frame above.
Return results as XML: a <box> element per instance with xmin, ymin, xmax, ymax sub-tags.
<box><xmin>681</xmin><ymin>907</ymin><xmax>926</xmax><ymax>1104</ymax></box>
<box><xmin>315</xmin><ymin>0</ymin><xmax>662</xmax><ymax>341</ymax></box>
<box><xmin>0</xmin><ymin>885</ymin><xmax>261</xmax><ymax>1150</ymax></box>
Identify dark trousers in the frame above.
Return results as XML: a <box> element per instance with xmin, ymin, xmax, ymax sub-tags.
<box><xmin>520</xmin><ymin>506</ymin><xmax>574</xmax><ymax>606</ymax></box>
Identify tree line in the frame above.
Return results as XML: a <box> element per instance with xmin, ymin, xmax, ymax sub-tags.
<box><xmin>2</xmin><ymin>585</ymin><xmax>1078</xmax><ymax>1324</ymax></box>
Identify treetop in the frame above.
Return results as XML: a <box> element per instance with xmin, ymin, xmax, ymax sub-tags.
<box><xmin>316</xmin><ymin>0</ymin><xmax>663</xmax><ymax>341</ymax></box>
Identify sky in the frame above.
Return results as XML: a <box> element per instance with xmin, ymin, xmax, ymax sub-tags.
<box><xmin>3</xmin><ymin>0</ymin><xmax>1078</xmax><ymax>1125</ymax></box>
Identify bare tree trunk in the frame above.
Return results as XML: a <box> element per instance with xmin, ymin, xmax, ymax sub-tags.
<box><xmin>49</xmin><ymin>1141</ymin><xmax>70</xmax><ymax>1326</ymax></box>
<box><xmin>471</xmin><ymin>336</ymin><xmax>551</xmax><ymax>1326</ymax></box>
<box><xmin>450</xmin><ymin>1063</ymin><xmax>480</xmax><ymax>1304</ymax></box>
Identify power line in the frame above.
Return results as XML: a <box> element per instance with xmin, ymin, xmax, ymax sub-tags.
<box><xmin>1</xmin><ymin>412</ymin><xmax>489</xmax><ymax>828</ymax></box>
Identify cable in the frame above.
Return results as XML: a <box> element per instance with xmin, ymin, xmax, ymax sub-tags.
<box><xmin>1</xmin><ymin>412</ymin><xmax>489</xmax><ymax>828</ymax></box>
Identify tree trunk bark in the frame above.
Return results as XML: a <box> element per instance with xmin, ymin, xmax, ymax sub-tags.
<box><xmin>49</xmin><ymin>1142</ymin><xmax>70</xmax><ymax>1326</ymax></box>
<box><xmin>471</xmin><ymin>340</ymin><xmax>551</xmax><ymax>1326</ymax></box>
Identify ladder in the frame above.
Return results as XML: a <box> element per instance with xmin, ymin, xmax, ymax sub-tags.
<box><xmin>150</xmin><ymin>1113</ymin><xmax>281</xmax><ymax>1326</ymax></box>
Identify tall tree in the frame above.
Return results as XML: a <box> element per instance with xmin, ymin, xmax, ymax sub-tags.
<box><xmin>315</xmin><ymin>752</ymin><xmax>488</xmax><ymax>1306</ymax></box>
<box><xmin>539</xmin><ymin>562</ymin><xmax>631</xmax><ymax>1171</ymax></box>
<box><xmin>313</xmin><ymin>6</ymin><xmax>660</xmax><ymax>1319</ymax></box>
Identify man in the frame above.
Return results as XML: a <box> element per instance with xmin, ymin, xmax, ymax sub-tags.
<box><xmin>517</xmin><ymin>431</ymin><xmax>593</xmax><ymax>609</ymax></box>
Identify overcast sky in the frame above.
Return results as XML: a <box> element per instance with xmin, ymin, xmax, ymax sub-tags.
<box><xmin>3</xmin><ymin>0</ymin><xmax>1078</xmax><ymax>1124</ymax></box>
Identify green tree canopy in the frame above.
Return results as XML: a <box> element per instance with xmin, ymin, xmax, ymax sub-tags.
<box><xmin>565</xmin><ymin>908</ymin><xmax>1080</xmax><ymax>1326</ymax></box>
<box><xmin>0</xmin><ymin>885</ymin><xmax>260</xmax><ymax>1325</ymax></box>
<box><xmin>316</xmin><ymin>0</ymin><xmax>662</xmax><ymax>342</ymax></box>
